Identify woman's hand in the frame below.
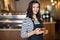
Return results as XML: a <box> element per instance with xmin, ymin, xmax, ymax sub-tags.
<box><xmin>44</xmin><ymin>30</ymin><xmax>48</xmax><ymax>34</ymax></box>
<box><xmin>27</xmin><ymin>28</ymin><xmax>48</xmax><ymax>37</ymax></box>
<box><xmin>41</xmin><ymin>28</ymin><xmax>48</xmax><ymax>35</ymax></box>
<box><xmin>27</xmin><ymin>28</ymin><xmax>44</xmax><ymax>37</ymax></box>
<box><xmin>33</xmin><ymin>28</ymin><xmax>44</xmax><ymax>35</ymax></box>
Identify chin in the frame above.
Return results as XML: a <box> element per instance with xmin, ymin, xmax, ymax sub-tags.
<box><xmin>35</xmin><ymin>13</ymin><xmax>37</xmax><ymax>14</ymax></box>
<box><xmin>33</xmin><ymin>12</ymin><xmax>37</xmax><ymax>14</ymax></box>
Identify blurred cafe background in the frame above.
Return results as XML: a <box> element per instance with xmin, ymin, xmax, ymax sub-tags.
<box><xmin>0</xmin><ymin>0</ymin><xmax>60</xmax><ymax>40</ymax></box>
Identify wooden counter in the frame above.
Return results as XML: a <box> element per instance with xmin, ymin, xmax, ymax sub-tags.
<box><xmin>0</xmin><ymin>22</ymin><xmax>56</xmax><ymax>40</ymax></box>
<box><xmin>43</xmin><ymin>22</ymin><xmax>56</xmax><ymax>40</ymax></box>
<box><xmin>0</xmin><ymin>29</ymin><xmax>27</xmax><ymax>40</ymax></box>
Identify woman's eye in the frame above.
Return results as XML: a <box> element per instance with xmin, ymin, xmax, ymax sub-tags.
<box><xmin>33</xmin><ymin>6</ymin><xmax>35</xmax><ymax>8</ymax></box>
<box><xmin>37</xmin><ymin>7</ymin><xmax>39</xmax><ymax>8</ymax></box>
<box><xmin>36</xmin><ymin>6</ymin><xmax>39</xmax><ymax>8</ymax></box>
<box><xmin>33</xmin><ymin>6</ymin><xmax>39</xmax><ymax>8</ymax></box>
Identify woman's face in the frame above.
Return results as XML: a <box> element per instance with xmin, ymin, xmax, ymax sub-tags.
<box><xmin>32</xmin><ymin>3</ymin><xmax>39</xmax><ymax>15</ymax></box>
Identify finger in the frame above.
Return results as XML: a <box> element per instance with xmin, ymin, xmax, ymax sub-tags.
<box><xmin>36</xmin><ymin>28</ymin><xmax>40</xmax><ymax>30</ymax></box>
<box><xmin>45</xmin><ymin>30</ymin><xmax>48</xmax><ymax>34</ymax></box>
<box><xmin>45</xmin><ymin>30</ymin><xmax>48</xmax><ymax>33</ymax></box>
<box><xmin>39</xmin><ymin>29</ymin><xmax>41</xmax><ymax>31</ymax></box>
<box><xmin>39</xmin><ymin>31</ymin><xmax>44</xmax><ymax>34</ymax></box>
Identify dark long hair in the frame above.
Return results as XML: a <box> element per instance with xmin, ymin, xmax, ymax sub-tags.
<box><xmin>26</xmin><ymin>0</ymin><xmax>42</xmax><ymax>24</ymax></box>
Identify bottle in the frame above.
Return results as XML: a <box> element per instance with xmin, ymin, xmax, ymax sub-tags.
<box><xmin>43</xmin><ymin>14</ymin><xmax>45</xmax><ymax>22</ymax></box>
<box><xmin>50</xmin><ymin>16</ymin><xmax>53</xmax><ymax>22</ymax></box>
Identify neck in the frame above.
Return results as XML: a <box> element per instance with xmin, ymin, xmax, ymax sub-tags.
<box><xmin>33</xmin><ymin>14</ymin><xmax>37</xmax><ymax>20</ymax></box>
<box><xmin>33</xmin><ymin>14</ymin><xmax>36</xmax><ymax>16</ymax></box>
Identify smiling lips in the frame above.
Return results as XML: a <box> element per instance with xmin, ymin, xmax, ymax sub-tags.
<box><xmin>34</xmin><ymin>9</ymin><xmax>38</xmax><ymax>12</ymax></box>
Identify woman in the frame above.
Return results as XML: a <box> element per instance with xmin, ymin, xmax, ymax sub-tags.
<box><xmin>21</xmin><ymin>0</ymin><xmax>48</xmax><ymax>40</ymax></box>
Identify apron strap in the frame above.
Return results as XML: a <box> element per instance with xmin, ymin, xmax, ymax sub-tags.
<box><xmin>31</xmin><ymin>19</ymin><xmax>35</xmax><ymax>26</ymax></box>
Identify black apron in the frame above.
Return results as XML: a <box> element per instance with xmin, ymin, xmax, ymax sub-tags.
<box><xmin>28</xmin><ymin>20</ymin><xmax>43</xmax><ymax>40</ymax></box>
